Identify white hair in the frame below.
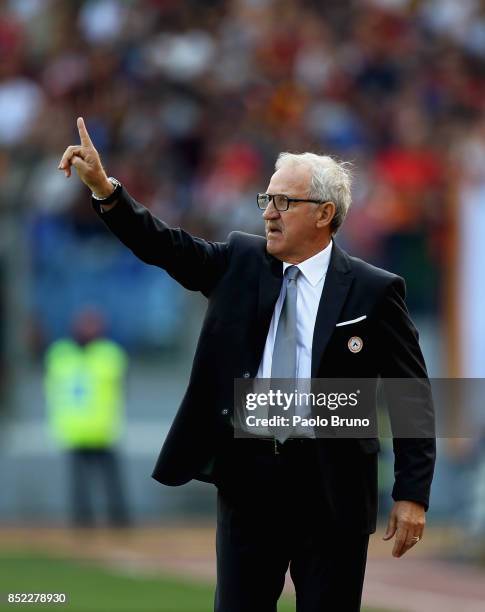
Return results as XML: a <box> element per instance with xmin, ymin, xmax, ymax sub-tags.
<box><xmin>275</xmin><ymin>152</ymin><xmax>352</xmax><ymax>234</ymax></box>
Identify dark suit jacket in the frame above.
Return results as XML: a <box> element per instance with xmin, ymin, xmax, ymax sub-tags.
<box><xmin>93</xmin><ymin>187</ymin><xmax>436</xmax><ymax>534</ymax></box>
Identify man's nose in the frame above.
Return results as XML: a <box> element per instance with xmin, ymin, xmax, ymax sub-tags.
<box><xmin>262</xmin><ymin>202</ymin><xmax>280</xmax><ymax>220</ymax></box>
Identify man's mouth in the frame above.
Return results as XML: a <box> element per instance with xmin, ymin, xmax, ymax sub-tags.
<box><xmin>267</xmin><ymin>227</ymin><xmax>282</xmax><ymax>237</ymax></box>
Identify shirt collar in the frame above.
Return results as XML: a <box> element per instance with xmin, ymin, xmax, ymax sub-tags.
<box><xmin>282</xmin><ymin>240</ymin><xmax>333</xmax><ymax>287</ymax></box>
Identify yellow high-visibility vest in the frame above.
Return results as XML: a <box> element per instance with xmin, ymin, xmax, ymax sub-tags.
<box><xmin>44</xmin><ymin>339</ymin><xmax>127</xmax><ymax>448</ymax></box>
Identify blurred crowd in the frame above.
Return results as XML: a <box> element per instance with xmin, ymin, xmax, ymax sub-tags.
<box><xmin>1</xmin><ymin>0</ymin><xmax>485</xmax><ymax>347</ymax></box>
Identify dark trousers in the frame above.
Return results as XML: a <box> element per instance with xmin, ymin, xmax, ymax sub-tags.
<box><xmin>68</xmin><ymin>448</ymin><xmax>130</xmax><ymax>527</ymax></box>
<box><xmin>214</xmin><ymin>439</ymin><xmax>369</xmax><ymax>612</ymax></box>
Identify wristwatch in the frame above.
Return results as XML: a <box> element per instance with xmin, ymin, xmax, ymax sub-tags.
<box><xmin>92</xmin><ymin>177</ymin><xmax>122</xmax><ymax>203</ymax></box>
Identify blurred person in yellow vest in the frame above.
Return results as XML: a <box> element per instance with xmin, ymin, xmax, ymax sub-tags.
<box><xmin>44</xmin><ymin>307</ymin><xmax>131</xmax><ymax>528</ymax></box>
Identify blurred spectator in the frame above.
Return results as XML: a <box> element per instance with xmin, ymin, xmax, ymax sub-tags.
<box><xmin>44</xmin><ymin>307</ymin><xmax>131</xmax><ymax>527</ymax></box>
<box><xmin>0</xmin><ymin>78</ymin><xmax>44</xmax><ymax>146</ymax></box>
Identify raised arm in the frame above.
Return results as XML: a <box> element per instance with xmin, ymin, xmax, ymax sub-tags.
<box><xmin>58</xmin><ymin>118</ymin><xmax>229</xmax><ymax>295</ymax></box>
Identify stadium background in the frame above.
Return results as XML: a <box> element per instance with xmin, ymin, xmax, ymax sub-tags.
<box><xmin>1</xmin><ymin>0</ymin><xmax>485</xmax><ymax>610</ymax></box>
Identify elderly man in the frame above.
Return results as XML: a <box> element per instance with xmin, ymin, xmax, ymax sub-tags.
<box><xmin>59</xmin><ymin>118</ymin><xmax>435</xmax><ymax>612</ymax></box>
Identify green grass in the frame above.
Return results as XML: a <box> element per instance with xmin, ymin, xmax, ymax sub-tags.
<box><xmin>0</xmin><ymin>553</ymin><xmax>385</xmax><ymax>611</ymax></box>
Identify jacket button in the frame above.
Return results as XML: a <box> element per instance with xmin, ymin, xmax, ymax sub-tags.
<box><xmin>243</xmin><ymin>371</ymin><xmax>250</xmax><ymax>379</ymax></box>
<box><xmin>221</xmin><ymin>409</ymin><xmax>228</xmax><ymax>415</ymax></box>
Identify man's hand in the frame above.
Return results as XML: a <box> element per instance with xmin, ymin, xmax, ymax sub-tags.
<box><xmin>58</xmin><ymin>117</ymin><xmax>113</xmax><ymax>198</ymax></box>
<box><xmin>383</xmin><ymin>500</ymin><xmax>425</xmax><ymax>558</ymax></box>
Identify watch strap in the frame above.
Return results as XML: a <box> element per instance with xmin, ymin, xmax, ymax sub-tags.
<box><xmin>92</xmin><ymin>177</ymin><xmax>121</xmax><ymax>203</ymax></box>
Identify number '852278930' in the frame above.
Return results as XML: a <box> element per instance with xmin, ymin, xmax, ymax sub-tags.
<box><xmin>6</xmin><ymin>593</ymin><xmax>67</xmax><ymax>604</ymax></box>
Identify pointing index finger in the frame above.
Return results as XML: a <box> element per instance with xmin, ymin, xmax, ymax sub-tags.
<box><xmin>77</xmin><ymin>116</ymin><xmax>93</xmax><ymax>147</ymax></box>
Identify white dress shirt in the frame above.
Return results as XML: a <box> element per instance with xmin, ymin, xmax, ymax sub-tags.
<box><xmin>252</xmin><ymin>240</ymin><xmax>333</xmax><ymax>437</ymax></box>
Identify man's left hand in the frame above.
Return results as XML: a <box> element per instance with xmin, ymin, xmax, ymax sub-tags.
<box><xmin>383</xmin><ymin>500</ymin><xmax>425</xmax><ymax>558</ymax></box>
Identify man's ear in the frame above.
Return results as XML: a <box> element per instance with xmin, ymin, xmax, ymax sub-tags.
<box><xmin>316</xmin><ymin>202</ymin><xmax>336</xmax><ymax>229</ymax></box>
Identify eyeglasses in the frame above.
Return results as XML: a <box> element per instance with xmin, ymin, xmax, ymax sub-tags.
<box><xmin>257</xmin><ymin>193</ymin><xmax>325</xmax><ymax>211</ymax></box>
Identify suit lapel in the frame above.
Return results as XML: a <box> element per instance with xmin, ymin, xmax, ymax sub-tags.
<box><xmin>311</xmin><ymin>241</ymin><xmax>354</xmax><ymax>377</ymax></box>
<box><xmin>254</xmin><ymin>252</ymin><xmax>283</xmax><ymax>362</ymax></box>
